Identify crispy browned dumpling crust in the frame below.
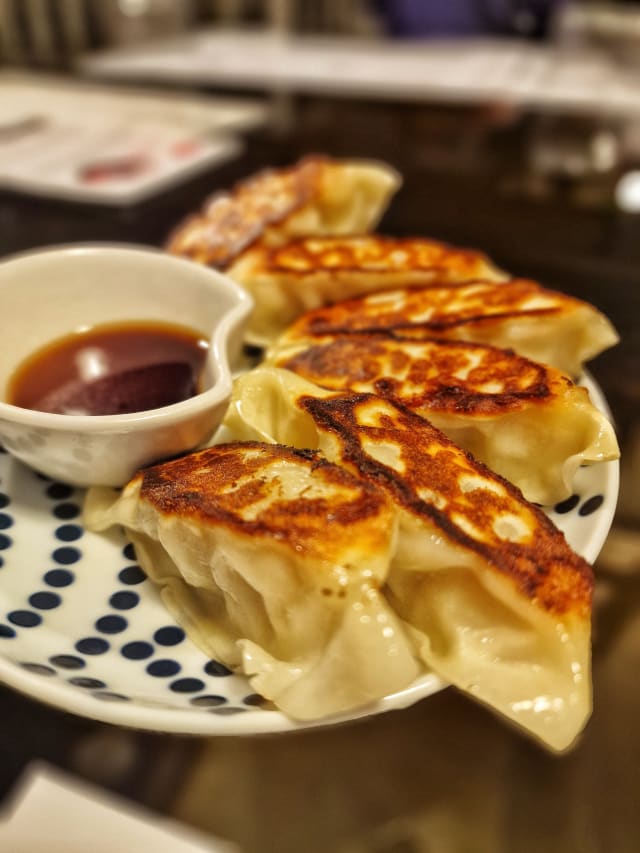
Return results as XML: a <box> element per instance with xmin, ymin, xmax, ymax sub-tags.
<box><xmin>166</xmin><ymin>157</ymin><xmax>330</xmax><ymax>268</ymax></box>
<box><xmin>273</xmin><ymin>334</ymin><xmax>564</xmax><ymax>417</ymax></box>
<box><xmin>297</xmin><ymin>392</ymin><xmax>593</xmax><ymax>618</ymax></box>
<box><xmin>135</xmin><ymin>441</ymin><xmax>394</xmax><ymax>566</ymax></box>
<box><xmin>246</xmin><ymin>234</ymin><xmax>503</xmax><ymax>282</ymax></box>
<box><xmin>284</xmin><ymin>279</ymin><xmax>585</xmax><ymax>338</ymax></box>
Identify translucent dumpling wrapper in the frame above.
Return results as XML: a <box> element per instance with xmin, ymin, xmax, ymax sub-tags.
<box><xmin>266</xmin><ymin>333</ymin><xmax>619</xmax><ymax>505</ymax></box>
<box><xmin>166</xmin><ymin>156</ymin><xmax>401</xmax><ymax>273</ymax></box>
<box><xmin>228</xmin><ymin>234</ymin><xmax>507</xmax><ymax>346</ymax></box>
<box><xmin>276</xmin><ymin>279</ymin><xmax>619</xmax><ymax>378</ymax></box>
<box><xmin>84</xmin><ymin>441</ymin><xmax>421</xmax><ymax>721</ymax></box>
<box><xmin>225</xmin><ymin>367</ymin><xmax>594</xmax><ymax>751</ymax></box>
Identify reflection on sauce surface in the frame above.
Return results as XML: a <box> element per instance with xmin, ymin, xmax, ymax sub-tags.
<box><xmin>7</xmin><ymin>320</ymin><xmax>209</xmax><ymax>415</ymax></box>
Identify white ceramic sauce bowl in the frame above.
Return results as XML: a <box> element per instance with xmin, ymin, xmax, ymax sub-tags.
<box><xmin>0</xmin><ymin>244</ymin><xmax>253</xmax><ymax>487</ymax></box>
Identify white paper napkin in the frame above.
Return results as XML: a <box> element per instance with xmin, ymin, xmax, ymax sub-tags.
<box><xmin>0</xmin><ymin>761</ymin><xmax>241</xmax><ymax>853</ymax></box>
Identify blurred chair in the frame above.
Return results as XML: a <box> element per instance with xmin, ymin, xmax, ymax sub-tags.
<box><xmin>0</xmin><ymin>0</ymin><xmax>384</xmax><ymax>71</ymax></box>
<box><xmin>0</xmin><ymin>0</ymin><xmax>199</xmax><ymax>68</ymax></box>
<box><xmin>0</xmin><ymin>0</ymin><xmax>91</xmax><ymax>67</ymax></box>
<box><xmin>554</xmin><ymin>1</ymin><xmax>640</xmax><ymax>66</ymax></box>
<box><xmin>92</xmin><ymin>0</ymin><xmax>195</xmax><ymax>48</ymax></box>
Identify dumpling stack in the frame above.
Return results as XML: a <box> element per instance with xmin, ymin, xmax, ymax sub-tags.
<box><xmin>224</xmin><ymin>368</ymin><xmax>595</xmax><ymax>751</ymax></box>
<box><xmin>86</xmin><ymin>156</ymin><xmax>620</xmax><ymax>752</ymax></box>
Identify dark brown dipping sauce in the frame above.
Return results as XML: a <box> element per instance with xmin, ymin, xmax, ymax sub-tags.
<box><xmin>7</xmin><ymin>320</ymin><xmax>209</xmax><ymax>416</ymax></box>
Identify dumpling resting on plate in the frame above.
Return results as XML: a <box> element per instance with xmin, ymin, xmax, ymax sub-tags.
<box><xmin>225</xmin><ymin>367</ymin><xmax>594</xmax><ymax>751</ymax></box>
<box><xmin>166</xmin><ymin>156</ymin><xmax>401</xmax><ymax>271</ymax></box>
<box><xmin>228</xmin><ymin>234</ymin><xmax>507</xmax><ymax>346</ymax></box>
<box><xmin>83</xmin><ymin>441</ymin><xmax>421</xmax><ymax>721</ymax></box>
<box><xmin>276</xmin><ymin>279</ymin><xmax>619</xmax><ymax>378</ymax></box>
<box><xmin>266</xmin><ymin>333</ymin><xmax>619</xmax><ymax>505</ymax></box>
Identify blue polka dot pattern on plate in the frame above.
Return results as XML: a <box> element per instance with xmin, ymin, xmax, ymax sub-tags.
<box><xmin>554</xmin><ymin>494</ymin><xmax>580</xmax><ymax>514</ymax></box>
<box><xmin>0</xmin><ymin>534</ymin><xmax>13</xmax><ymax>550</ymax></box>
<box><xmin>170</xmin><ymin>677</ymin><xmax>205</xmax><ymax>693</ymax></box>
<box><xmin>123</xmin><ymin>543</ymin><xmax>136</xmax><ymax>560</ymax></box>
<box><xmin>55</xmin><ymin>524</ymin><xmax>83</xmax><ymax>542</ymax></box>
<box><xmin>21</xmin><ymin>662</ymin><xmax>56</xmax><ymax>676</ymax></box>
<box><xmin>204</xmin><ymin>659</ymin><xmax>233</xmax><ymax>677</ymax></box>
<box><xmin>46</xmin><ymin>483</ymin><xmax>74</xmax><ymax>500</ymax></box>
<box><xmin>8</xmin><ymin>610</ymin><xmax>41</xmax><ymax>627</ymax></box>
<box><xmin>0</xmin><ymin>493</ymin><xmax>10</xmax><ymax>508</ymax></box>
<box><xmin>44</xmin><ymin>569</ymin><xmax>74</xmax><ymax>587</ymax></box>
<box><xmin>75</xmin><ymin>637</ymin><xmax>110</xmax><ymax>655</ymax></box>
<box><xmin>96</xmin><ymin>615</ymin><xmax>128</xmax><ymax>634</ymax></box>
<box><xmin>29</xmin><ymin>592</ymin><xmax>62</xmax><ymax>610</ymax></box>
<box><xmin>93</xmin><ymin>692</ymin><xmax>129</xmax><ymax>702</ymax></box>
<box><xmin>52</xmin><ymin>547</ymin><xmax>81</xmax><ymax>565</ymax></box>
<box><xmin>190</xmin><ymin>694</ymin><xmax>226</xmax><ymax>707</ymax></box>
<box><xmin>69</xmin><ymin>677</ymin><xmax>107</xmax><ymax>689</ymax></box>
<box><xmin>50</xmin><ymin>654</ymin><xmax>85</xmax><ymax>669</ymax></box>
<box><xmin>154</xmin><ymin>626</ymin><xmax>185</xmax><ymax>646</ymax></box>
<box><xmin>118</xmin><ymin>565</ymin><xmax>146</xmax><ymax>585</ymax></box>
<box><xmin>53</xmin><ymin>502</ymin><xmax>80</xmax><ymax>520</ymax></box>
<box><xmin>147</xmin><ymin>659</ymin><xmax>181</xmax><ymax>677</ymax></box>
<box><xmin>0</xmin><ymin>513</ymin><xmax>13</xmax><ymax>530</ymax></box>
<box><xmin>109</xmin><ymin>591</ymin><xmax>139</xmax><ymax>610</ymax></box>
<box><xmin>121</xmin><ymin>641</ymin><xmax>154</xmax><ymax>660</ymax></box>
<box><xmin>0</xmin><ymin>624</ymin><xmax>16</xmax><ymax>638</ymax></box>
<box><xmin>579</xmin><ymin>494</ymin><xmax>604</xmax><ymax>516</ymax></box>
<box><xmin>211</xmin><ymin>706</ymin><xmax>246</xmax><ymax>715</ymax></box>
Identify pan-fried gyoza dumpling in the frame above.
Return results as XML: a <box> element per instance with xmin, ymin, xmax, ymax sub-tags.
<box><xmin>225</xmin><ymin>367</ymin><xmax>594</xmax><ymax>751</ymax></box>
<box><xmin>276</xmin><ymin>279</ymin><xmax>618</xmax><ymax>378</ymax></box>
<box><xmin>166</xmin><ymin>156</ymin><xmax>401</xmax><ymax>271</ymax></box>
<box><xmin>84</xmin><ymin>441</ymin><xmax>421</xmax><ymax>720</ymax></box>
<box><xmin>266</xmin><ymin>334</ymin><xmax>619</xmax><ymax>505</ymax></box>
<box><xmin>228</xmin><ymin>235</ymin><xmax>506</xmax><ymax>346</ymax></box>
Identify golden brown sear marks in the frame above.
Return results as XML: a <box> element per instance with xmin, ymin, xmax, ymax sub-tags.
<box><xmin>297</xmin><ymin>392</ymin><xmax>593</xmax><ymax>617</ymax></box>
<box><xmin>273</xmin><ymin>335</ymin><xmax>561</xmax><ymax>416</ymax></box>
<box><xmin>283</xmin><ymin>279</ymin><xmax>582</xmax><ymax>340</ymax></box>
<box><xmin>166</xmin><ymin>157</ymin><xmax>328</xmax><ymax>269</ymax></box>
<box><xmin>136</xmin><ymin>441</ymin><xmax>394</xmax><ymax>564</ymax></box>
<box><xmin>252</xmin><ymin>234</ymin><xmax>504</xmax><ymax>281</ymax></box>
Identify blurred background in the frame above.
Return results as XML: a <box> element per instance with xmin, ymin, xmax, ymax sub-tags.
<box><xmin>0</xmin><ymin>2</ymin><xmax>639</xmax><ymax>851</ymax></box>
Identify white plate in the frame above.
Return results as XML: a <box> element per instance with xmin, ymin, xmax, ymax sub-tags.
<box><xmin>0</xmin><ymin>72</ymin><xmax>269</xmax><ymax>205</ymax></box>
<box><xmin>0</xmin><ymin>374</ymin><xmax>618</xmax><ymax>735</ymax></box>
